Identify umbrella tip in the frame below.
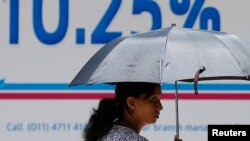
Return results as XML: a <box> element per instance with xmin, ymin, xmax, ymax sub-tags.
<box><xmin>171</xmin><ymin>23</ymin><xmax>176</xmax><ymax>27</ymax></box>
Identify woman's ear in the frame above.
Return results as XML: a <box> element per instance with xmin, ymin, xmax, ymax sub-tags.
<box><xmin>126</xmin><ymin>97</ymin><xmax>135</xmax><ymax>110</ymax></box>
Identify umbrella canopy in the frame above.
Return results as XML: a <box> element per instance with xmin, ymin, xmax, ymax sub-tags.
<box><xmin>70</xmin><ymin>26</ymin><xmax>250</xmax><ymax>85</ymax></box>
<box><xmin>69</xmin><ymin>25</ymin><xmax>250</xmax><ymax>139</ymax></box>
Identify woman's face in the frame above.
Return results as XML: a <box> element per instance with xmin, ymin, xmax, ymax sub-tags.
<box><xmin>133</xmin><ymin>84</ymin><xmax>163</xmax><ymax>126</ymax></box>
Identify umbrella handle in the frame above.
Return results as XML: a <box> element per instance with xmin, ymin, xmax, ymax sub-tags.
<box><xmin>194</xmin><ymin>67</ymin><xmax>206</xmax><ymax>95</ymax></box>
<box><xmin>174</xmin><ymin>81</ymin><xmax>180</xmax><ymax>139</ymax></box>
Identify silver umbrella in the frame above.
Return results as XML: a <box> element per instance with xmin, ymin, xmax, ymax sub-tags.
<box><xmin>70</xmin><ymin>25</ymin><xmax>250</xmax><ymax>138</ymax></box>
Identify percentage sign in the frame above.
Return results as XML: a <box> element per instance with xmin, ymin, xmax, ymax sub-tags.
<box><xmin>170</xmin><ymin>0</ymin><xmax>220</xmax><ymax>31</ymax></box>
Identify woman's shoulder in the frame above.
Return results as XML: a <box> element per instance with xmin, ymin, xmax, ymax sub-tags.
<box><xmin>101</xmin><ymin>124</ymin><xmax>149</xmax><ymax>141</ymax></box>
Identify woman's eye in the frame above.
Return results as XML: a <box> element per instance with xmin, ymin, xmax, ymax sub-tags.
<box><xmin>151</xmin><ymin>97</ymin><xmax>158</xmax><ymax>103</ymax></box>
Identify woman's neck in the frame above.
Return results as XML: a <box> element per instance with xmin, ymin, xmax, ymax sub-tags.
<box><xmin>118</xmin><ymin>113</ymin><xmax>143</xmax><ymax>134</ymax></box>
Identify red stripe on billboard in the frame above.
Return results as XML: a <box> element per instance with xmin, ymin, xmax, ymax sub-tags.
<box><xmin>1</xmin><ymin>93</ymin><xmax>250</xmax><ymax>100</ymax></box>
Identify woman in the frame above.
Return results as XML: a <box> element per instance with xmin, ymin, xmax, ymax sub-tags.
<box><xmin>84</xmin><ymin>82</ymin><xmax>182</xmax><ymax>141</ymax></box>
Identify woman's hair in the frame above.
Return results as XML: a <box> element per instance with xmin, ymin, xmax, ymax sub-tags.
<box><xmin>83</xmin><ymin>82</ymin><xmax>158</xmax><ymax>141</ymax></box>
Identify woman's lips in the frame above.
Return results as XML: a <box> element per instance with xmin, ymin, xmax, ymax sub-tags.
<box><xmin>154</xmin><ymin>113</ymin><xmax>160</xmax><ymax>118</ymax></box>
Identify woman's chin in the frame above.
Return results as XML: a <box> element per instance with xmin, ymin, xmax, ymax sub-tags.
<box><xmin>149</xmin><ymin>118</ymin><xmax>157</xmax><ymax>123</ymax></box>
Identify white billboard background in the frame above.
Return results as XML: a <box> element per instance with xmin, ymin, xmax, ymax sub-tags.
<box><xmin>1</xmin><ymin>100</ymin><xmax>250</xmax><ymax>141</ymax></box>
<box><xmin>1</xmin><ymin>0</ymin><xmax>250</xmax><ymax>141</ymax></box>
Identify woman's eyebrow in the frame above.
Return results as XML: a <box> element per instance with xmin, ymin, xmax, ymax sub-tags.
<box><xmin>150</xmin><ymin>95</ymin><xmax>160</xmax><ymax>99</ymax></box>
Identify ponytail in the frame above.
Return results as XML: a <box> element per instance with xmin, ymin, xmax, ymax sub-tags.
<box><xmin>84</xmin><ymin>98</ymin><xmax>117</xmax><ymax>141</ymax></box>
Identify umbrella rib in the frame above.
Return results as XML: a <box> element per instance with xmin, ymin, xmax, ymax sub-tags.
<box><xmin>161</xmin><ymin>27</ymin><xmax>173</xmax><ymax>83</ymax></box>
<box><xmin>212</xmin><ymin>34</ymin><xmax>249</xmax><ymax>78</ymax></box>
<box><xmin>70</xmin><ymin>36</ymin><xmax>127</xmax><ymax>85</ymax></box>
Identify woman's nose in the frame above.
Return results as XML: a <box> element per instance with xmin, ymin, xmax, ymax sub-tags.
<box><xmin>156</xmin><ymin>101</ymin><xmax>163</xmax><ymax>111</ymax></box>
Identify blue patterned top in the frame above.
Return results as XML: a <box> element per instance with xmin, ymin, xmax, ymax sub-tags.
<box><xmin>100</xmin><ymin>124</ymin><xmax>149</xmax><ymax>141</ymax></box>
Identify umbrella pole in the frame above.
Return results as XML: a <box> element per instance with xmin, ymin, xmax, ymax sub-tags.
<box><xmin>174</xmin><ymin>81</ymin><xmax>180</xmax><ymax>139</ymax></box>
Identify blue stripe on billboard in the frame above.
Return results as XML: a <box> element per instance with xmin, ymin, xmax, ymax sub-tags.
<box><xmin>0</xmin><ymin>83</ymin><xmax>250</xmax><ymax>91</ymax></box>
